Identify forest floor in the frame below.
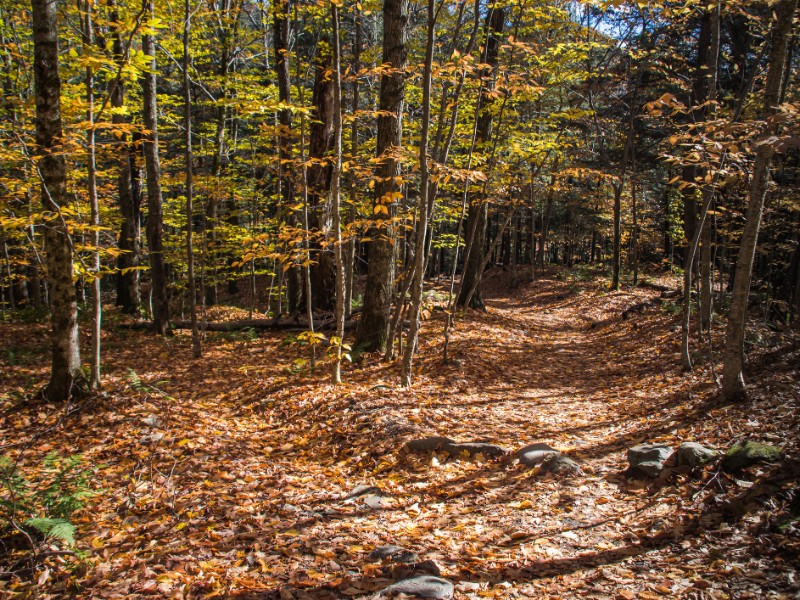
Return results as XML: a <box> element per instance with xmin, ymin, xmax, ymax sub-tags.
<box><xmin>1</xmin><ymin>268</ymin><xmax>799</xmax><ymax>599</ymax></box>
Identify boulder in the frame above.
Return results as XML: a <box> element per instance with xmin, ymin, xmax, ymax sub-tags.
<box><xmin>446</xmin><ymin>442</ymin><xmax>508</xmax><ymax>458</ymax></box>
<box><xmin>373</xmin><ymin>575</ymin><xmax>454</xmax><ymax>599</ymax></box>
<box><xmin>676</xmin><ymin>442</ymin><xmax>717</xmax><ymax>468</ymax></box>
<box><xmin>626</xmin><ymin>444</ymin><xmax>674</xmax><ymax>478</ymax></box>
<box><xmin>517</xmin><ymin>443</ymin><xmax>559</xmax><ymax>467</ymax></box>
<box><xmin>722</xmin><ymin>440</ymin><xmax>781</xmax><ymax>472</ymax></box>
<box><xmin>540</xmin><ymin>454</ymin><xmax>583</xmax><ymax>476</ymax></box>
<box><xmin>405</xmin><ymin>437</ymin><xmax>456</xmax><ymax>453</ymax></box>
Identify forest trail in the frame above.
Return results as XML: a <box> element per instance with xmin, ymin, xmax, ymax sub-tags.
<box><xmin>2</xmin><ymin>273</ymin><xmax>797</xmax><ymax>598</ymax></box>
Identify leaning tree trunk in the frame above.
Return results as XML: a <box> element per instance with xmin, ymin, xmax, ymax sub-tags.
<box><xmin>355</xmin><ymin>0</ymin><xmax>409</xmax><ymax>352</ymax></box>
<box><xmin>142</xmin><ymin>0</ymin><xmax>170</xmax><ymax>335</ymax></box>
<box><xmin>721</xmin><ymin>0</ymin><xmax>798</xmax><ymax>402</ymax></box>
<box><xmin>456</xmin><ymin>3</ymin><xmax>504</xmax><ymax>310</ymax></box>
<box><xmin>32</xmin><ymin>0</ymin><xmax>84</xmax><ymax>401</ymax></box>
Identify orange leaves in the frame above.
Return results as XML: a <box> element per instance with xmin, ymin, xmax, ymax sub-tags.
<box><xmin>3</xmin><ymin>272</ymin><xmax>797</xmax><ymax>598</ymax></box>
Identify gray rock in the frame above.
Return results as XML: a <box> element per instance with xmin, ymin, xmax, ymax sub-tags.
<box><xmin>405</xmin><ymin>437</ymin><xmax>456</xmax><ymax>453</ymax></box>
<box><xmin>517</xmin><ymin>443</ymin><xmax>560</xmax><ymax>467</ymax></box>
<box><xmin>627</xmin><ymin>444</ymin><xmax>674</xmax><ymax>477</ymax></box>
<box><xmin>446</xmin><ymin>442</ymin><xmax>508</xmax><ymax>458</ymax></box>
<box><xmin>375</xmin><ymin>575</ymin><xmax>454</xmax><ymax>599</ymax></box>
<box><xmin>368</xmin><ymin>545</ymin><xmax>419</xmax><ymax>564</ymax></box>
<box><xmin>540</xmin><ymin>454</ymin><xmax>583</xmax><ymax>476</ymax></box>
<box><xmin>631</xmin><ymin>460</ymin><xmax>665</xmax><ymax>478</ymax></box>
<box><xmin>722</xmin><ymin>440</ymin><xmax>781</xmax><ymax>472</ymax></box>
<box><xmin>676</xmin><ymin>442</ymin><xmax>718</xmax><ymax>468</ymax></box>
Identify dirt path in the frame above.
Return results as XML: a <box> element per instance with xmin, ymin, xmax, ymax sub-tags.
<box><xmin>1</xmin><ymin>275</ymin><xmax>796</xmax><ymax>598</ymax></box>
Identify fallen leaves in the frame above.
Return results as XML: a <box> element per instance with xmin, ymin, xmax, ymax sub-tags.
<box><xmin>1</xmin><ymin>276</ymin><xmax>798</xmax><ymax>598</ymax></box>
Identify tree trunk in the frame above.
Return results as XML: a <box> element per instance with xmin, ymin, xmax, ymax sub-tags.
<box><xmin>631</xmin><ymin>175</ymin><xmax>638</xmax><ymax>286</ymax></box>
<box><xmin>700</xmin><ymin>6</ymin><xmax>720</xmax><ymax>332</ymax></box>
<box><xmin>32</xmin><ymin>0</ymin><xmax>84</xmax><ymax>401</ymax></box>
<box><xmin>308</xmin><ymin>40</ymin><xmax>335</xmax><ymax>310</ymax></box>
<box><xmin>456</xmin><ymin>3</ymin><xmax>504</xmax><ymax>310</ymax></box>
<box><xmin>184</xmin><ymin>0</ymin><xmax>200</xmax><ymax>357</ymax></box>
<box><xmin>344</xmin><ymin>6</ymin><xmax>362</xmax><ymax>319</ymax></box>
<box><xmin>355</xmin><ymin>0</ymin><xmax>408</xmax><ymax>352</ymax></box>
<box><xmin>537</xmin><ymin>167</ymin><xmax>556</xmax><ymax>271</ymax></box>
<box><xmin>110</xmin><ymin>0</ymin><xmax>141</xmax><ymax>314</ymax></box>
<box><xmin>330</xmin><ymin>3</ymin><xmax>346</xmax><ymax>383</ymax></box>
<box><xmin>142</xmin><ymin>0</ymin><xmax>170</xmax><ymax>335</ymax></box>
<box><xmin>273</xmin><ymin>0</ymin><xmax>302</xmax><ymax>313</ymax></box>
<box><xmin>611</xmin><ymin>180</ymin><xmax>622</xmax><ymax>289</ymax></box>
<box><xmin>721</xmin><ymin>0</ymin><xmax>798</xmax><ymax>402</ymax></box>
<box><xmin>401</xmin><ymin>0</ymin><xmax>435</xmax><ymax>386</ymax></box>
<box><xmin>83</xmin><ymin>0</ymin><xmax>102</xmax><ymax>389</ymax></box>
<box><xmin>700</xmin><ymin>217</ymin><xmax>713</xmax><ymax>330</ymax></box>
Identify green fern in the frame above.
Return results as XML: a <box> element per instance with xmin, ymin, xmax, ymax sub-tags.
<box><xmin>127</xmin><ymin>368</ymin><xmax>144</xmax><ymax>392</ymax></box>
<box><xmin>24</xmin><ymin>518</ymin><xmax>76</xmax><ymax>544</ymax></box>
<box><xmin>0</xmin><ymin>453</ymin><xmax>96</xmax><ymax>549</ymax></box>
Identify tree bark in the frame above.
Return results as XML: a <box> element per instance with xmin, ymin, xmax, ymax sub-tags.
<box><xmin>355</xmin><ymin>0</ymin><xmax>408</xmax><ymax>352</ymax></box>
<box><xmin>273</xmin><ymin>0</ymin><xmax>302</xmax><ymax>313</ymax></box>
<box><xmin>110</xmin><ymin>0</ymin><xmax>142</xmax><ymax>315</ymax></box>
<box><xmin>721</xmin><ymin>0</ymin><xmax>798</xmax><ymax>401</ymax></box>
<box><xmin>700</xmin><ymin>5</ymin><xmax>720</xmax><ymax>332</ymax></box>
<box><xmin>456</xmin><ymin>3</ymin><xmax>504</xmax><ymax>310</ymax></box>
<box><xmin>330</xmin><ymin>2</ymin><xmax>346</xmax><ymax>383</ymax></box>
<box><xmin>681</xmin><ymin>3</ymin><xmax>721</xmax><ymax>369</ymax></box>
<box><xmin>401</xmin><ymin>0</ymin><xmax>435</xmax><ymax>386</ymax></box>
<box><xmin>83</xmin><ymin>0</ymin><xmax>102</xmax><ymax>389</ymax></box>
<box><xmin>142</xmin><ymin>0</ymin><xmax>170</xmax><ymax>335</ymax></box>
<box><xmin>308</xmin><ymin>40</ymin><xmax>335</xmax><ymax>310</ymax></box>
<box><xmin>32</xmin><ymin>0</ymin><xmax>84</xmax><ymax>401</ymax></box>
<box><xmin>184</xmin><ymin>0</ymin><xmax>200</xmax><ymax>357</ymax></box>
<box><xmin>344</xmin><ymin>6</ymin><xmax>362</xmax><ymax>319</ymax></box>
<box><xmin>537</xmin><ymin>167</ymin><xmax>556</xmax><ymax>271</ymax></box>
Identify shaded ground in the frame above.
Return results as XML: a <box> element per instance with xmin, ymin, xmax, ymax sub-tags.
<box><xmin>1</xmin><ymin>271</ymin><xmax>799</xmax><ymax>598</ymax></box>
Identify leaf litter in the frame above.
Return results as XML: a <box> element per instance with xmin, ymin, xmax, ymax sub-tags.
<box><xmin>1</xmin><ymin>273</ymin><xmax>798</xmax><ymax>598</ymax></box>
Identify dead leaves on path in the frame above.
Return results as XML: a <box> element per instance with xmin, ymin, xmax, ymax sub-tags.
<box><xmin>1</xmin><ymin>274</ymin><xmax>798</xmax><ymax>598</ymax></box>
